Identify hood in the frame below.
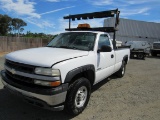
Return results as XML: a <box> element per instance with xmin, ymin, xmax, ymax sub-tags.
<box><xmin>6</xmin><ymin>47</ymin><xmax>89</xmax><ymax>67</ymax></box>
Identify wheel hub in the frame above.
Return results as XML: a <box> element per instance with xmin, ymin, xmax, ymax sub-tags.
<box><xmin>122</xmin><ymin>66</ymin><xmax>124</xmax><ymax>75</ymax></box>
<box><xmin>75</xmin><ymin>86</ymin><xmax>88</xmax><ymax>108</ymax></box>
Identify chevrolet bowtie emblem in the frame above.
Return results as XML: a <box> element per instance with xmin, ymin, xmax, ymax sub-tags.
<box><xmin>11</xmin><ymin>69</ymin><xmax>16</xmax><ymax>74</ymax></box>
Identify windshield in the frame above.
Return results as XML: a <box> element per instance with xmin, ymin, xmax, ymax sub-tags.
<box><xmin>47</xmin><ymin>32</ymin><xmax>97</xmax><ymax>51</ymax></box>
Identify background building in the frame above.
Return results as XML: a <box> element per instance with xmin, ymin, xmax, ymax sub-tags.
<box><xmin>104</xmin><ymin>18</ymin><xmax>160</xmax><ymax>44</ymax></box>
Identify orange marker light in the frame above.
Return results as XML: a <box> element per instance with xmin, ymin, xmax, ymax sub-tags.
<box><xmin>50</xmin><ymin>81</ymin><xmax>61</xmax><ymax>87</ymax></box>
<box><xmin>77</xmin><ymin>23</ymin><xmax>90</xmax><ymax>28</ymax></box>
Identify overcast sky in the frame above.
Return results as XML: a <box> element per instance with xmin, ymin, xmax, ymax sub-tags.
<box><xmin>0</xmin><ymin>0</ymin><xmax>160</xmax><ymax>34</ymax></box>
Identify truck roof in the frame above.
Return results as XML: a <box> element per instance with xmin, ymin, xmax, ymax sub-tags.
<box><xmin>62</xmin><ymin>31</ymin><xmax>110</xmax><ymax>34</ymax></box>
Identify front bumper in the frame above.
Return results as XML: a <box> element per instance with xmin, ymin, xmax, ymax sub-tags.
<box><xmin>1</xmin><ymin>70</ymin><xmax>68</xmax><ymax>111</ymax></box>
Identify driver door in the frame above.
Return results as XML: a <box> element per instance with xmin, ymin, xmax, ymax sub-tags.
<box><xmin>96</xmin><ymin>34</ymin><xmax>115</xmax><ymax>82</ymax></box>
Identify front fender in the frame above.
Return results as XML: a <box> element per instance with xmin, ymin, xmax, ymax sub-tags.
<box><xmin>52</xmin><ymin>51</ymin><xmax>96</xmax><ymax>83</ymax></box>
<box><xmin>64</xmin><ymin>65</ymin><xmax>95</xmax><ymax>83</ymax></box>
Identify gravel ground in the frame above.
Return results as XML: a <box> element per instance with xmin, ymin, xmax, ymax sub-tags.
<box><xmin>0</xmin><ymin>55</ymin><xmax>160</xmax><ymax>120</ymax></box>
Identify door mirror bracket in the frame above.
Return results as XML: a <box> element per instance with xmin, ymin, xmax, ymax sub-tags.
<box><xmin>97</xmin><ymin>45</ymin><xmax>112</xmax><ymax>53</ymax></box>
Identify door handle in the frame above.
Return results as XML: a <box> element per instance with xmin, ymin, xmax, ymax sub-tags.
<box><xmin>111</xmin><ymin>54</ymin><xmax>114</xmax><ymax>58</ymax></box>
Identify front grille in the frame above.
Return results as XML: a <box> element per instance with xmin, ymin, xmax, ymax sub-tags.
<box><xmin>5</xmin><ymin>70</ymin><xmax>36</xmax><ymax>87</ymax></box>
<box><xmin>5</xmin><ymin>70</ymin><xmax>51</xmax><ymax>89</ymax></box>
<box><xmin>4</xmin><ymin>59</ymin><xmax>52</xmax><ymax>88</ymax></box>
<box><xmin>6</xmin><ymin>70</ymin><xmax>33</xmax><ymax>84</ymax></box>
<box><xmin>5</xmin><ymin>59</ymin><xmax>35</xmax><ymax>86</ymax></box>
<box><xmin>5</xmin><ymin>59</ymin><xmax>35</xmax><ymax>74</ymax></box>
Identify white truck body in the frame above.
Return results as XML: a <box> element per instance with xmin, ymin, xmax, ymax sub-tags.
<box><xmin>1</xmin><ymin>31</ymin><xmax>130</xmax><ymax>114</ymax></box>
<box><xmin>4</xmin><ymin>31</ymin><xmax>129</xmax><ymax>84</ymax></box>
<box><xmin>1</xmin><ymin>8</ymin><xmax>130</xmax><ymax>115</ymax></box>
<box><xmin>125</xmin><ymin>41</ymin><xmax>151</xmax><ymax>54</ymax></box>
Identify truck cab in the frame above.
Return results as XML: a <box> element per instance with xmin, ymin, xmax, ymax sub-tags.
<box><xmin>151</xmin><ymin>41</ymin><xmax>160</xmax><ymax>56</ymax></box>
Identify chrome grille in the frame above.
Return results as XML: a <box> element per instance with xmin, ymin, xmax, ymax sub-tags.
<box><xmin>6</xmin><ymin>70</ymin><xmax>34</xmax><ymax>84</ymax></box>
<box><xmin>5</xmin><ymin>59</ymin><xmax>35</xmax><ymax>74</ymax></box>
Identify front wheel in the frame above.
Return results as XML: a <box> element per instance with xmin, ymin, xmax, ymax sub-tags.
<box><xmin>151</xmin><ymin>52</ymin><xmax>157</xmax><ymax>56</ymax></box>
<box><xmin>64</xmin><ymin>78</ymin><xmax>91</xmax><ymax>115</ymax></box>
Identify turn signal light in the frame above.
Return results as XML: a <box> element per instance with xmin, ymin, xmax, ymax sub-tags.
<box><xmin>34</xmin><ymin>80</ymin><xmax>61</xmax><ymax>87</ymax></box>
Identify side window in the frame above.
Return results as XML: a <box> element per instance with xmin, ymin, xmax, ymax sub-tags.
<box><xmin>98</xmin><ymin>34</ymin><xmax>110</xmax><ymax>49</ymax></box>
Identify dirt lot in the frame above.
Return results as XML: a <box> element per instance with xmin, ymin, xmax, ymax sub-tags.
<box><xmin>0</xmin><ymin>55</ymin><xmax>160</xmax><ymax>120</ymax></box>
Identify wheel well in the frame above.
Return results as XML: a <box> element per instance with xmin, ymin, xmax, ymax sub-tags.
<box><xmin>69</xmin><ymin>70</ymin><xmax>95</xmax><ymax>86</ymax></box>
<box><xmin>123</xmin><ymin>56</ymin><xmax>128</xmax><ymax>64</ymax></box>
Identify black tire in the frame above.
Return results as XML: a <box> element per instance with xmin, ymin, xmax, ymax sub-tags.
<box><xmin>130</xmin><ymin>54</ymin><xmax>134</xmax><ymax>59</ymax></box>
<box><xmin>116</xmin><ymin>61</ymin><xmax>126</xmax><ymax>78</ymax></box>
<box><xmin>64</xmin><ymin>78</ymin><xmax>91</xmax><ymax>115</ymax></box>
<box><xmin>137</xmin><ymin>53</ymin><xmax>145</xmax><ymax>59</ymax></box>
<box><xmin>151</xmin><ymin>52</ymin><xmax>157</xmax><ymax>56</ymax></box>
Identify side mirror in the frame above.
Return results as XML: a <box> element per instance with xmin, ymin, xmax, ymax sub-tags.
<box><xmin>98</xmin><ymin>45</ymin><xmax>112</xmax><ymax>53</ymax></box>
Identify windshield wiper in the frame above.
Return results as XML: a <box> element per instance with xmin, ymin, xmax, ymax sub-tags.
<box><xmin>47</xmin><ymin>45</ymin><xmax>81</xmax><ymax>50</ymax></box>
<box><xmin>47</xmin><ymin>45</ymin><xmax>72</xmax><ymax>49</ymax></box>
<box><xmin>58</xmin><ymin>46</ymin><xmax>70</xmax><ymax>48</ymax></box>
<box><xmin>69</xmin><ymin>46</ymin><xmax>79</xmax><ymax>50</ymax></box>
<box><xmin>46</xmin><ymin>46</ymin><xmax>58</xmax><ymax>48</ymax></box>
<box><xmin>58</xmin><ymin>46</ymin><xmax>79</xmax><ymax>50</ymax></box>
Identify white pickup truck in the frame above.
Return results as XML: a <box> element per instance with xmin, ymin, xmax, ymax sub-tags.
<box><xmin>1</xmin><ymin>9</ymin><xmax>130</xmax><ymax>115</ymax></box>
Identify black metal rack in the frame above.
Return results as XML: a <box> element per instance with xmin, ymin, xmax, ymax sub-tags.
<box><xmin>65</xmin><ymin>27</ymin><xmax>117</xmax><ymax>33</ymax></box>
<box><xmin>63</xmin><ymin>9</ymin><xmax>120</xmax><ymax>49</ymax></box>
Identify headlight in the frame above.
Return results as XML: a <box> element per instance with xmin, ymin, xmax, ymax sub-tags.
<box><xmin>35</xmin><ymin>68</ymin><xmax>60</xmax><ymax>76</ymax></box>
<box><xmin>34</xmin><ymin>80</ymin><xmax>61</xmax><ymax>87</ymax></box>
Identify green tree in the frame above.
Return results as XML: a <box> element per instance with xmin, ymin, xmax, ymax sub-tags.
<box><xmin>0</xmin><ymin>14</ymin><xmax>12</xmax><ymax>35</ymax></box>
<box><xmin>20</xmin><ymin>28</ymin><xmax>24</xmax><ymax>33</ymax></box>
<box><xmin>12</xmin><ymin>18</ymin><xmax>27</xmax><ymax>37</ymax></box>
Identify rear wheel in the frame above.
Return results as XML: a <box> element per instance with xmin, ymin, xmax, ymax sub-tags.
<box><xmin>116</xmin><ymin>61</ymin><xmax>126</xmax><ymax>78</ymax></box>
<box><xmin>137</xmin><ymin>53</ymin><xmax>145</xmax><ymax>59</ymax></box>
<box><xmin>65</xmin><ymin>78</ymin><xmax>91</xmax><ymax>115</ymax></box>
<box><xmin>151</xmin><ymin>52</ymin><xmax>157</xmax><ymax>56</ymax></box>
